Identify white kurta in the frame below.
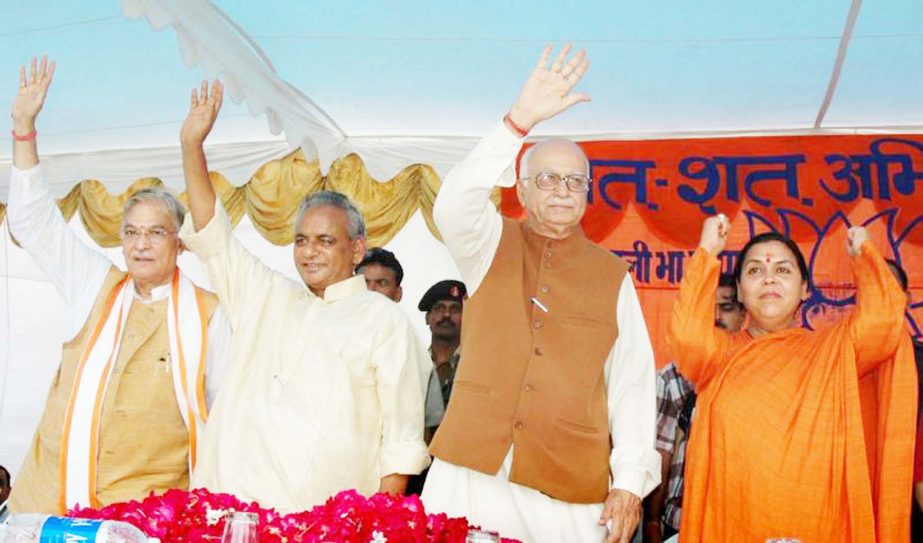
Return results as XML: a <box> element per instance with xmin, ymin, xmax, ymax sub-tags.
<box><xmin>180</xmin><ymin>203</ymin><xmax>431</xmax><ymax>513</ymax></box>
<box><xmin>422</xmin><ymin>121</ymin><xmax>661</xmax><ymax>543</ymax></box>
<box><xmin>7</xmin><ymin>165</ymin><xmax>230</xmax><ymax>406</ymax></box>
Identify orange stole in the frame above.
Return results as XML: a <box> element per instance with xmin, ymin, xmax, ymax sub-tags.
<box><xmin>8</xmin><ymin>268</ymin><xmax>219</xmax><ymax>515</ymax></box>
<box><xmin>668</xmin><ymin>246</ymin><xmax>916</xmax><ymax>542</ymax></box>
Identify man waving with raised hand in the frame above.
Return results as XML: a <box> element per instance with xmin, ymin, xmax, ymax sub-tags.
<box><xmin>177</xmin><ymin>80</ymin><xmax>431</xmax><ymax>512</ymax></box>
<box><xmin>7</xmin><ymin>56</ymin><xmax>230</xmax><ymax>515</ymax></box>
<box><xmin>422</xmin><ymin>45</ymin><xmax>660</xmax><ymax>543</ymax></box>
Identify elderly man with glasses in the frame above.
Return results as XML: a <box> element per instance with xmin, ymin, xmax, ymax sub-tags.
<box><xmin>6</xmin><ymin>56</ymin><xmax>230</xmax><ymax>515</ymax></box>
<box><xmin>421</xmin><ymin>45</ymin><xmax>660</xmax><ymax>543</ymax></box>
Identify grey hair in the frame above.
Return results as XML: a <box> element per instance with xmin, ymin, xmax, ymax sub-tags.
<box><xmin>122</xmin><ymin>188</ymin><xmax>186</xmax><ymax>231</ymax></box>
<box><xmin>295</xmin><ymin>190</ymin><xmax>366</xmax><ymax>239</ymax></box>
<box><xmin>520</xmin><ymin>139</ymin><xmax>591</xmax><ymax>180</ymax></box>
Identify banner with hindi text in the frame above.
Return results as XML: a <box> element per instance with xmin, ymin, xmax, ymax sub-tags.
<box><xmin>501</xmin><ymin>134</ymin><xmax>923</xmax><ymax>366</ymax></box>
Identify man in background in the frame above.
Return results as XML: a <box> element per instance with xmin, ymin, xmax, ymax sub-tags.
<box><xmin>0</xmin><ymin>466</ymin><xmax>11</xmax><ymax>521</ymax></box>
<box><xmin>418</xmin><ymin>279</ymin><xmax>467</xmax><ymax>444</ymax></box>
<box><xmin>358</xmin><ymin>247</ymin><xmax>404</xmax><ymax>302</ymax></box>
<box><xmin>407</xmin><ymin>280</ymin><xmax>467</xmax><ymax>495</ymax></box>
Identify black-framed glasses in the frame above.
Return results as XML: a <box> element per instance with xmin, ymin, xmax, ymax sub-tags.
<box><xmin>522</xmin><ymin>172</ymin><xmax>591</xmax><ymax>193</ymax></box>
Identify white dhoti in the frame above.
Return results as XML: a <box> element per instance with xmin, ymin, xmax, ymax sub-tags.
<box><xmin>422</xmin><ymin>454</ymin><xmax>607</xmax><ymax>543</ymax></box>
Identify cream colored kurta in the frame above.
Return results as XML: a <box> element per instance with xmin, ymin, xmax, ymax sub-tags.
<box><xmin>422</xmin><ymin>120</ymin><xmax>660</xmax><ymax>543</ymax></box>
<box><xmin>181</xmin><ymin>203</ymin><xmax>430</xmax><ymax>513</ymax></box>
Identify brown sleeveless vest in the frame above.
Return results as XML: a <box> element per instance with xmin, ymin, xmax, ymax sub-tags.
<box><xmin>9</xmin><ymin>267</ymin><xmax>219</xmax><ymax>514</ymax></box>
<box><xmin>430</xmin><ymin>218</ymin><xmax>628</xmax><ymax>504</ymax></box>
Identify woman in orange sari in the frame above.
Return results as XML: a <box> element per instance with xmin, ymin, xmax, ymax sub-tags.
<box><xmin>669</xmin><ymin>215</ymin><xmax>916</xmax><ymax>542</ymax></box>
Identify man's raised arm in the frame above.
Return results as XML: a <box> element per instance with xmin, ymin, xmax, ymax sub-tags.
<box><xmin>433</xmin><ymin>44</ymin><xmax>590</xmax><ymax>293</ymax></box>
<box><xmin>11</xmin><ymin>56</ymin><xmax>53</xmax><ymax>170</ymax></box>
<box><xmin>177</xmin><ymin>80</ymin><xmax>282</xmax><ymax>318</ymax></box>
<box><xmin>8</xmin><ymin>56</ymin><xmax>112</xmax><ymax>336</ymax></box>
<box><xmin>180</xmin><ymin>80</ymin><xmax>223</xmax><ymax>231</ymax></box>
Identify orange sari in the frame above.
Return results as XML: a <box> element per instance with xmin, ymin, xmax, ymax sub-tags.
<box><xmin>668</xmin><ymin>243</ymin><xmax>916</xmax><ymax>542</ymax></box>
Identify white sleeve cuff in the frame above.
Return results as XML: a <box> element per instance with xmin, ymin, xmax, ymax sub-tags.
<box><xmin>379</xmin><ymin>439</ymin><xmax>431</xmax><ymax>477</ymax></box>
<box><xmin>485</xmin><ymin>119</ymin><xmax>526</xmax><ymax>188</ymax></box>
<box><xmin>610</xmin><ymin>448</ymin><xmax>663</xmax><ymax>499</ymax></box>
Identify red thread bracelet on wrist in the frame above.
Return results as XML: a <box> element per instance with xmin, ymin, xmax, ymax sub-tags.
<box><xmin>503</xmin><ymin>113</ymin><xmax>529</xmax><ymax>138</ymax></box>
<box><xmin>11</xmin><ymin>129</ymin><xmax>37</xmax><ymax>141</ymax></box>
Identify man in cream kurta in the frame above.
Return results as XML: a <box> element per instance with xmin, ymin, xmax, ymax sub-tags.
<box><xmin>179</xmin><ymin>80</ymin><xmax>430</xmax><ymax>512</ymax></box>
<box><xmin>422</xmin><ymin>46</ymin><xmax>659</xmax><ymax>543</ymax></box>
<box><xmin>7</xmin><ymin>169</ymin><xmax>230</xmax><ymax>510</ymax></box>
<box><xmin>7</xmin><ymin>57</ymin><xmax>230</xmax><ymax>514</ymax></box>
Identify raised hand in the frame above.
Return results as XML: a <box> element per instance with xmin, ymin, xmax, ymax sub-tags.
<box><xmin>699</xmin><ymin>213</ymin><xmax>730</xmax><ymax>256</ymax></box>
<box><xmin>12</xmin><ymin>56</ymin><xmax>56</xmax><ymax>127</ymax></box>
<box><xmin>846</xmin><ymin>226</ymin><xmax>868</xmax><ymax>257</ymax></box>
<box><xmin>508</xmin><ymin>44</ymin><xmax>590</xmax><ymax>133</ymax></box>
<box><xmin>180</xmin><ymin>80</ymin><xmax>223</xmax><ymax>147</ymax></box>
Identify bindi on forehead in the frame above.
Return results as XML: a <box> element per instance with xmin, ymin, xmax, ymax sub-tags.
<box><xmin>764</xmin><ymin>252</ymin><xmax>774</xmax><ymax>264</ymax></box>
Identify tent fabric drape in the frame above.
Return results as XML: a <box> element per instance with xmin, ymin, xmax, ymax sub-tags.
<box><xmin>2</xmin><ymin>150</ymin><xmax>451</xmax><ymax>248</ymax></box>
<box><xmin>120</xmin><ymin>0</ymin><xmax>346</xmax><ymax>165</ymax></box>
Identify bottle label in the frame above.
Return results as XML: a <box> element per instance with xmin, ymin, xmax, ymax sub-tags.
<box><xmin>40</xmin><ymin>517</ymin><xmax>103</xmax><ymax>542</ymax></box>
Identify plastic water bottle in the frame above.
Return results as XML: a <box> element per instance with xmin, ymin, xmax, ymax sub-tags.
<box><xmin>465</xmin><ymin>528</ymin><xmax>500</xmax><ymax>542</ymax></box>
<box><xmin>221</xmin><ymin>512</ymin><xmax>258</xmax><ymax>543</ymax></box>
<box><xmin>0</xmin><ymin>514</ymin><xmax>158</xmax><ymax>542</ymax></box>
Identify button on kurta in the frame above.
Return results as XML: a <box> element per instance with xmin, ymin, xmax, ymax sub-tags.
<box><xmin>540</xmin><ymin>285</ymin><xmax>549</xmax><ymax>294</ymax></box>
<box><xmin>514</xmin><ymin>421</ymin><xmax>525</xmax><ymax>430</ymax></box>
<box><xmin>533</xmin><ymin>347</ymin><xmax>543</xmax><ymax>356</ymax></box>
<box><xmin>533</xmin><ymin>321</ymin><xmax>542</xmax><ymax>329</ymax></box>
<box><xmin>524</xmin><ymin>383</ymin><xmax>535</xmax><ymax>392</ymax></box>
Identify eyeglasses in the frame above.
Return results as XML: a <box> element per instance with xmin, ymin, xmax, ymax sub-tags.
<box><xmin>120</xmin><ymin>227</ymin><xmax>176</xmax><ymax>244</ymax></box>
<box><xmin>521</xmin><ymin>172</ymin><xmax>591</xmax><ymax>193</ymax></box>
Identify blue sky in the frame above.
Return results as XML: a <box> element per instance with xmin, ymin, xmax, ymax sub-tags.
<box><xmin>1</xmin><ymin>0</ymin><xmax>922</xmax><ymax>155</ymax></box>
